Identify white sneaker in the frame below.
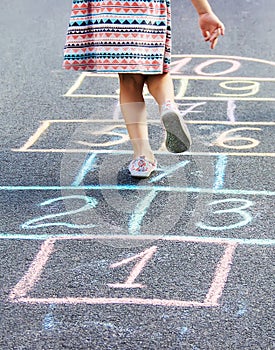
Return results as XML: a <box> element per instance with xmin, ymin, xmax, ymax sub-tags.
<box><xmin>161</xmin><ymin>101</ymin><xmax>192</xmax><ymax>153</ymax></box>
<box><xmin>128</xmin><ymin>156</ymin><xmax>157</xmax><ymax>178</ymax></box>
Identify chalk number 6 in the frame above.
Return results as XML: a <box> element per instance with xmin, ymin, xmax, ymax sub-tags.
<box><xmin>215</xmin><ymin>127</ymin><xmax>261</xmax><ymax>150</ymax></box>
<box><xmin>197</xmin><ymin>198</ymin><xmax>253</xmax><ymax>231</ymax></box>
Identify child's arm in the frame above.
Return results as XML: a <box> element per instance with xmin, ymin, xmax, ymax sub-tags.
<box><xmin>191</xmin><ymin>0</ymin><xmax>225</xmax><ymax>49</ymax></box>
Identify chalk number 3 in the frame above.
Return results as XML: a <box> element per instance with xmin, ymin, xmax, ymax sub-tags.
<box><xmin>197</xmin><ymin>198</ymin><xmax>253</xmax><ymax>231</ymax></box>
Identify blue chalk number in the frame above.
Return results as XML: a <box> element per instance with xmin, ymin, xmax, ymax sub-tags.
<box><xmin>22</xmin><ymin>195</ymin><xmax>98</xmax><ymax>229</ymax></box>
<box><xmin>197</xmin><ymin>198</ymin><xmax>253</xmax><ymax>231</ymax></box>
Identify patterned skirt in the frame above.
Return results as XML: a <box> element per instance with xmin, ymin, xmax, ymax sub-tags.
<box><xmin>63</xmin><ymin>0</ymin><xmax>171</xmax><ymax>74</ymax></box>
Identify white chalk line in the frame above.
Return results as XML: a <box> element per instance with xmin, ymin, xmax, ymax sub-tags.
<box><xmin>0</xmin><ymin>233</ymin><xmax>274</xmax><ymax>246</ymax></box>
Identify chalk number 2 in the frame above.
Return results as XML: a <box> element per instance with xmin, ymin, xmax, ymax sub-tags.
<box><xmin>22</xmin><ymin>195</ymin><xmax>98</xmax><ymax>229</ymax></box>
<box><xmin>197</xmin><ymin>198</ymin><xmax>253</xmax><ymax>231</ymax></box>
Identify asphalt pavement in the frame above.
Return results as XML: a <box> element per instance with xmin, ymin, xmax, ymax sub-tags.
<box><xmin>0</xmin><ymin>0</ymin><xmax>274</xmax><ymax>349</ymax></box>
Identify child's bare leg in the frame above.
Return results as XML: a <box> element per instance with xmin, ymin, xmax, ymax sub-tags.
<box><xmin>146</xmin><ymin>72</ymin><xmax>192</xmax><ymax>153</ymax></box>
<box><xmin>145</xmin><ymin>73</ymin><xmax>176</xmax><ymax>109</ymax></box>
<box><xmin>118</xmin><ymin>73</ymin><xmax>155</xmax><ymax>162</ymax></box>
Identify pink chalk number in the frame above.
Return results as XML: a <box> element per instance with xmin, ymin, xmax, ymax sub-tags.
<box><xmin>107</xmin><ymin>246</ymin><xmax>158</xmax><ymax>288</ymax></box>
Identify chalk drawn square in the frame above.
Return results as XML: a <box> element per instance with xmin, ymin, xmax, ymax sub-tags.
<box><xmin>63</xmin><ymin>73</ymin><xmax>275</xmax><ymax>102</ymax></box>
<box><xmin>9</xmin><ymin>236</ymin><xmax>236</xmax><ymax>308</ymax></box>
<box><xmin>13</xmin><ymin>119</ymin><xmax>275</xmax><ymax>157</ymax></box>
<box><xmin>13</xmin><ymin>120</ymin><xmax>163</xmax><ymax>153</ymax></box>
<box><xmin>64</xmin><ymin>73</ymin><xmax>119</xmax><ymax>98</ymax></box>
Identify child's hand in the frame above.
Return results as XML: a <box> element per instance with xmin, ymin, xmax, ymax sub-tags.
<box><xmin>199</xmin><ymin>12</ymin><xmax>225</xmax><ymax>49</ymax></box>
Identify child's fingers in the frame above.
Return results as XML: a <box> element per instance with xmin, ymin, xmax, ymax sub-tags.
<box><xmin>202</xmin><ymin>22</ymin><xmax>225</xmax><ymax>48</ymax></box>
<box><xmin>209</xmin><ymin>28</ymin><xmax>222</xmax><ymax>49</ymax></box>
<box><xmin>209</xmin><ymin>28</ymin><xmax>221</xmax><ymax>41</ymax></box>
<box><xmin>219</xmin><ymin>22</ymin><xmax>225</xmax><ymax>36</ymax></box>
<box><xmin>203</xmin><ymin>30</ymin><xmax>211</xmax><ymax>41</ymax></box>
<box><xmin>210</xmin><ymin>37</ymin><xmax>218</xmax><ymax>49</ymax></box>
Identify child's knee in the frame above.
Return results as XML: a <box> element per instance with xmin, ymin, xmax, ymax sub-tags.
<box><xmin>119</xmin><ymin>74</ymin><xmax>145</xmax><ymax>90</ymax></box>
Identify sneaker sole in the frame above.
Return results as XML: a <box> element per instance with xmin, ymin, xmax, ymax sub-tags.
<box><xmin>128</xmin><ymin>162</ymin><xmax>157</xmax><ymax>178</ymax></box>
<box><xmin>161</xmin><ymin>111</ymin><xmax>192</xmax><ymax>153</ymax></box>
<box><xmin>129</xmin><ymin>169</ymin><xmax>156</xmax><ymax>178</ymax></box>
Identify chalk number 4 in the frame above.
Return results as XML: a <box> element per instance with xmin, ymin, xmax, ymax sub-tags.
<box><xmin>197</xmin><ymin>198</ymin><xmax>253</xmax><ymax>231</ymax></box>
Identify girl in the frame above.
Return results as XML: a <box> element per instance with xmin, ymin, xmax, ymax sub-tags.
<box><xmin>63</xmin><ymin>0</ymin><xmax>225</xmax><ymax>177</ymax></box>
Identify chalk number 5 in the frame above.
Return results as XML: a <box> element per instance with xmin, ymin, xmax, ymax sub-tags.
<box><xmin>197</xmin><ymin>198</ymin><xmax>253</xmax><ymax>231</ymax></box>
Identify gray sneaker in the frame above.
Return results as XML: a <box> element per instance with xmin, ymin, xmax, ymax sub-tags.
<box><xmin>161</xmin><ymin>102</ymin><xmax>192</xmax><ymax>153</ymax></box>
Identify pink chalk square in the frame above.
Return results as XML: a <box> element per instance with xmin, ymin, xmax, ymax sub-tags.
<box><xmin>9</xmin><ymin>236</ymin><xmax>236</xmax><ymax>307</ymax></box>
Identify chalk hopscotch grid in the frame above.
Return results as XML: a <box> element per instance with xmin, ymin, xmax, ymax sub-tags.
<box><xmin>11</xmin><ymin>119</ymin><xmax>275</xmax><ymax>157</ymax></box>
<box><xmin>62</xmin><ymin>54</ymin><xmax>275</xmax><ymax>99</ymax></box>
<box><xmin>4</xmin><ymin>54</ymin><xmax>275</xmax><ymax>306</ymax></box>
<box><xmin>4</xmin><ymin>120</ymin><xmax>275</xmax><ymax>245</ymax></box>
<box><xmin>8</xmin><ymin>236</ymin><xmax>237</xmax><ymax>307</ymax></box>
<box><xmin>63</xmin><ymin>75</ymin><xmax>275</xmax><ymax>101</ymax></box>
<box><xmin>4</xmin><ymin>119</ymin><xmax>275</xmax><ymax>245</ymax></box>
